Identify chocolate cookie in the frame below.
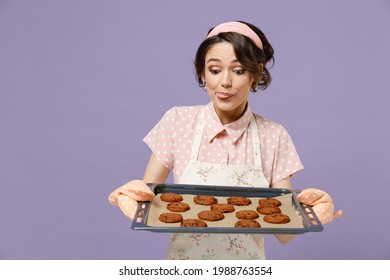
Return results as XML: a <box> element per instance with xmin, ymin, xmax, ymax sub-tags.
<box><xmin>197</xmin><ymin>210</ymin><xmax>224</xmax><ymax>221</ymax></box>
<box><xmin>160</xmin><ymin>193</ymin><xmax>183</xmax><ymax>203</ymax></box>
<box><xmin>235</xmin><ymin>219</ymin><xmax>261</xmax><ymax>228</ymax></box>
<box><xmin>158</xmin><ymin>212</ymin><xmax>183</xmax><ymax>223</ymax></box>
<box><xmin>258</xmin><ymin>198</ymin><xmax>282</xmax><ymax>207</ymax></box>
<box><xmin>227</xmin><ymin>196</ymin><xmax>252</xmax><ymax>206</ymax></box>
<box><xmin>257</xmin><ymin>205</ymin><xmax>281</xmax><ymax>215</ymax></box>
<box><xmin>210</xmin><ymin>203</ymin><xmax>235</xmax><ymax>213</ymax></box>
<box><xmin>194</xmin><ymin>195</ymin><xmax>218</xmax><ymax>205</ymax></box>
<box><xmin>263</xmin><ymin>213</ymin><xmax>290</xmax><ymax>224</ymax></box>
<box><xmin>167</xmin><ymin>202</ymin><xmax>190</xmax><ymax>212</ymax></box>
<box><xmin>236</xmin><ymin>210</ymin><xmax>259</xmax><ymax>220</ymax></box>
<box><xmin>180</xmin><ymin>219</ymin><xmax>208</xmax><ymax>227</ymax></box>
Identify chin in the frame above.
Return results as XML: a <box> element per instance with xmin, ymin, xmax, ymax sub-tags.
<box><xmin>213</xmin><ymin>100</ymin><xmax>234</xmax><ymax>111</ymax></box>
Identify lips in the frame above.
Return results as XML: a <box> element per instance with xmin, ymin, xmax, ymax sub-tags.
<box><xmin>216</xmin><ymin>92</ymin><xmax>233</xmax><ymax>99</ymax></box>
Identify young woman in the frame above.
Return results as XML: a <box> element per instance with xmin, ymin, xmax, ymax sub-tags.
<box><xmin>109</xmin><ymin>21</ymin><xmax>341</xmax><ymax>260</ymax></box>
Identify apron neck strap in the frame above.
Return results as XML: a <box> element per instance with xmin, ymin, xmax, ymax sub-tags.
<box><xmin>249</xmin><ymin>115</ymin><xmax>262</xmax><ymax>169</ymax></box>
<box><xmin>190</xmin><ymin>110</ymin><xmax>206</xmax><ymax>161</ymax></box>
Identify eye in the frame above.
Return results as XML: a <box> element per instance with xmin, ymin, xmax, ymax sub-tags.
<box><xmin>233</xmin><ymin>68</ymin><xmax>246</xmax><ymax>75</ymax></box>
<box><xmin>208</xmin><ymin>68</ymin><xmax>221</xmax><ymax>75</ymax></box>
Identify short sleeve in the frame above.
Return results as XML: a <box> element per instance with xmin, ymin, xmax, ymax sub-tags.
<box><xmin>143</xmin><ymin>107</ymin><xmax>177</xmax><ymax>169</ymax></box>
<box><xmin>271</xmin><ymin>125</ymin><xmax>304</xmax><ymax>184</ymax></box>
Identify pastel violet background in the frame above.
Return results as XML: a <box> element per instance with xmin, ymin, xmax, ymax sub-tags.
<box><xmin>0</xmin><ymin>0</ymin><xmax>389</xmax><ymax>260</ymax></box>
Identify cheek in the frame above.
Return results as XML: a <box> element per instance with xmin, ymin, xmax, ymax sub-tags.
<box><xmin>204</xmin><ymin>75</ymin><xmax>217</xmax><ymax>89</ymax></box>
<box><xmin>247</xmin><ymin>76</ymin><xmax>255</xmax><ymax>87</ymax></box>
<box><xmin>237</xmin><ymin>80</ymin><xmax>252</xmax><ymax>93</ymax></box>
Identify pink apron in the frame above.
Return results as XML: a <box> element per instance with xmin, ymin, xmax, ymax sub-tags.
<box><xmin>167</xmin><ymin>109</ymin><xmax>270</xmax><ymax>260</ymax></box>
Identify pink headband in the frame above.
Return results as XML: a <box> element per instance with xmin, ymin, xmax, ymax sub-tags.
<box><xmin>207</xmin><ymin>21</ymin><xmax>263</xmax><ymax>50</ymax></box>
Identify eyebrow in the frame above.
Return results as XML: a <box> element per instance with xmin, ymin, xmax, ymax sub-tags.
<box><xmin>206</xmin><ymin>58</ymin><xmax>239</xmax><ymax>64</ymax></box>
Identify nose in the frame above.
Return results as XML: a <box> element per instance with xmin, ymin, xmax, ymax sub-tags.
<box><xmin>221</xmin><ymin>71</ymin><xmax>232</xmax><ymax>88</ymax></box>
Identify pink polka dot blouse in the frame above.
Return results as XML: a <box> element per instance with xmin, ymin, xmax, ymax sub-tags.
<box><xmin>143</xmin><ymin>102</ymin><xmax>304</xmax><ymax>186</ymax></box>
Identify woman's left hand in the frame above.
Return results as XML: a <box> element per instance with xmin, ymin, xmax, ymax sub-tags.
<box><xmin>108</xmin><ymin>180</ymin><xmax>155</xmax><ymax>220</ymax></box>
<box><xmin>297</xmin><ymin>188</ymin><xmax>342</xmax><ymax>225</ymax></box>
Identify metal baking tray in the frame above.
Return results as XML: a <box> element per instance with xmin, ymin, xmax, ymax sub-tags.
<box><xmin>131</xmin><ymin>183</ymin><xmax>323</xmax><ymax>234</ymax></box>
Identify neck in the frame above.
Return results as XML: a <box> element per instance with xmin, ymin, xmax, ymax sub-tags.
<box><xmin>215</xmin><ymin>102</ymin><xmax>248</xmax><ymax>125</ymax></box>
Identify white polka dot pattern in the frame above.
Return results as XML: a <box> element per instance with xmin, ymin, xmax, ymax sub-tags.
<box><xmin>297</xmin><ymin>188</ymin><xmax>342</xmax><ymax>225</ymax></box>
<box><xmin>143</xmin><ymin>103</ymin><xmax>304</xmax><ymax>185</ymax></box>
<box><xmin>108</xmin><ymin>180</ymin><xmax>155</xmax><ymax>220</ymax></box>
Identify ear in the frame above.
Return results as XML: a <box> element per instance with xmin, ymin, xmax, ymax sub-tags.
<box><xmin>259</xmin><ymin>63</ymin><xmax>264</xmax><ymax>72</ymax></box>
<box><xmin>256</xmin><ymin>63</ymin><xmax>264</xmax><ymax>83</ymax></box>
<box><xmin>251</xmin><ymin>63</ymin><xmax>264</xmax><ymax>90</ymax></box>
<box><xmin>201</xmin><ymin>75</ymin><xmax>206</xmax><ymax>85</ymax></box>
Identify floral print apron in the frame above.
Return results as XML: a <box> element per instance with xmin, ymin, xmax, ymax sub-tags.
<box><xmin>166</xmin><ymin>109</ymin><xmax>270</xmax><ymax>260</ymax></box>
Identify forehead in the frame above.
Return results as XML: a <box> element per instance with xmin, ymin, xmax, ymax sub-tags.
<box><xmin>205</xmin><ymin>42</ymin><xmax>237</xmax><ymax>62</ymax></box>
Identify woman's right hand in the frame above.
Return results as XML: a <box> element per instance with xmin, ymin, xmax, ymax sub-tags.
<box><xmin>297</xmin><ymin>188</ymin><xmax>342</xmax><ymax>225</ymax></box>
<box><xmin>108</xmin><ymin>180</ymin><xmax>155</xmax><ymax>220</ymax></box>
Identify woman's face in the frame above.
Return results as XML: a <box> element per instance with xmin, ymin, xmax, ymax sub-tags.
<box><xmin>204</xmin><ymin>42</ymin><xmax>254</xmax><ymax>125</ymax></box>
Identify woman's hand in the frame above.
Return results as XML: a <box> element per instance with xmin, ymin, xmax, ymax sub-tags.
<box><xmin>297</xmin><ymin>188</ymin><xmax>342</xmax><ymax>225</ymax></box>
<box><xmin>108</xmin><ymin>180</ymin><xmax>155</xmax><ymax>220</ymax></box>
